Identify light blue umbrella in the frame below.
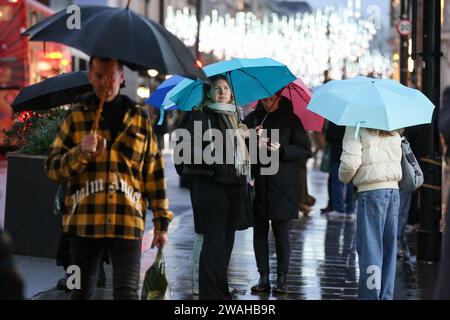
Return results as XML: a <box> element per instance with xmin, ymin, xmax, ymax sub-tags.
<box><xmin>166</xmin><ymin>57</ymin><xmax>296</xmax><ymax>110</ymax></box>
<box><xmin>307</xmin><ymin>76</ymin><xmax>435</xmax><ymax>134</ymax></box>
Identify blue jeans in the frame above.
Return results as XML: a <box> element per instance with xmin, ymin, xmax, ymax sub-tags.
<box><xmin>356</xmin><ymin>189</ymin><xmax>399</xmax><ymax>300</ymax></box>
<box><xmin>397</xmin><ymin>190</ymin><xmax>412</xmax><ymax>244</ymax></box>
<box><xmin>331</xmin><ymin>162</ymin><xmax>355</xmax><ymax>213</ymax></box>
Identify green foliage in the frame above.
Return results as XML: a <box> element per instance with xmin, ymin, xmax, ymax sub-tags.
<box><xmin>4</xmin><ymin>108</ymin><xmax>67</xmax><ymax>155</ymax></box>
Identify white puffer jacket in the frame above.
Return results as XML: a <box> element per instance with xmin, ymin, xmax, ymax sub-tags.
<box><xmin>338</xmin><ymin>127</ymin><xmax>402</xmax><ymax>192</ymax></box>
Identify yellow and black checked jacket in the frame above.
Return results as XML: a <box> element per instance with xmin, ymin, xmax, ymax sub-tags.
<box><xmin>45</xmin><ymin>94</ymin><xmax>173</xmax><ymax>239</ymax></box>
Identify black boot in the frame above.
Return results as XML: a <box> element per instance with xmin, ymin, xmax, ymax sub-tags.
<box><xmin>273</xmin><ymin>272</ymin><xmax>288</xmax><ymax>294</ymax></box>
<box><xmin>251</xmin><ymin>272</ymin><xmax>270</xmax><ymax>293</ymax></box>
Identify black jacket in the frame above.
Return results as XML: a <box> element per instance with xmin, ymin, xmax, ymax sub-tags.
<box><xmin>325</xmin><ymin>121</ymin><xmax>346</xmax><ymax>162</ymax></box>
<box><xmin>175</xmin><ymin>109</ymin><xmax>243</xmax><ymax>185</ymax></box>
<box><xmin>175</xmin><ymin>109</ymin><xmax>253</xmax><ymax>233</ymax></box>
<box><xmin>244</xmin><ymin>104</ymin><xmax>311</xmax><ymax>221</ymax></box>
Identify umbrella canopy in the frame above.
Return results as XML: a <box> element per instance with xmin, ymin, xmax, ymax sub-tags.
<box><xmin>23</xmin><ymin>5</ymin><xmax>206</xmax><ymax>80</ymax></box>
<box><xmin>281</xmin><ymin>79</ymin><xmax>324</xmax><ymax>132</ymax></box>
<box><xmin>146</xmin><ymin>75</ymin><xmax>185</xmax><ymax>110</ymax></box>
<box><xmin>306</xmin><ymin>76</ymin><xmax>435</xmax><ymax>132</ymax></box>
<box><xmin>247</xmin><ymin>79</ymin><xmax>324</xmax><ymax>132</ymax></box>
<box><xmin>12</xmin><ymin>71</ymin><xmax>91</xmax><ymax>112</ymax></box>
<box><xmin>166</xmin><ymin>58</ymin><xmax>296</xmax><ymax>110</ymax></box>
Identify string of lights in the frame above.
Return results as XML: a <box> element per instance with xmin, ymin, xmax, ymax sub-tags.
<box><xmin>165</xmin><ymin>3</ymin><xmax>392</xmax><ymax>87</ymax></box>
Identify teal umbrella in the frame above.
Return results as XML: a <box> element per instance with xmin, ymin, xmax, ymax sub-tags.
<box><xmin>166</xmin><ymin>58</ymin><xmax>296</xmax><ymax>110</ymax></box>
<box><xmin>307</xmin><ymin>76</ymin><xmax>435</xmax><ymax>133</ymax></box>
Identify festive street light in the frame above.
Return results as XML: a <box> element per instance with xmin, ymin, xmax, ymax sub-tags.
<box><xmin>165</xmin><ymin>1</ymin><xmax>392</xmax><ymax>87</ymax></box>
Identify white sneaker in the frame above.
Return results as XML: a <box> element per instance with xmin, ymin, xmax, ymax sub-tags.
<box><xmin>327</xmin><ymin>211</ymin><xmax>347</xmax><ymax>220</ymax></box>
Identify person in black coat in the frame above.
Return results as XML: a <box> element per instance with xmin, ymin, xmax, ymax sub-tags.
<box><xmin>325</xmin><ymin>122</ymin><xmax>356</xmax><ymax>217</ymax></box>
<box><xmin>436</xmin><ymin>86</ymin><xmax>450</xmax><ymax>299</ymax></box>
<box><xmin>174</xmin><ymin>75</ymin><xmax>253</xmax><ymax>300</ymax></box>
<box><xmin>244</xmin><ymin>94</ymin><xmax>311</xmax><ymax>294</ymax></box>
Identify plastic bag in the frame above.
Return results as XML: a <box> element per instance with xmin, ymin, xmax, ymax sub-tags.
<box><xmin>141</xmin><ymin>247</ymin><xmax>172</xmax><ymax>300</ymax></box>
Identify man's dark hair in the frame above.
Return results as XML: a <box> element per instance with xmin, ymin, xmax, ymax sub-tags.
<box><xmin>89</xmin><ymin>57</ymin><xmax>124</xmax><ymax>70</ymax></box>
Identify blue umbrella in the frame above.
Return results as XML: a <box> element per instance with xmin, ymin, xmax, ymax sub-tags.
<box><xmin>146</xmin><ymin>75</ymin><xmax>185</xmax><ymax>109</ymax></box>
<box><xmin>166</xmin><ymin>58</ymin><xmax>296</xmax><ymax>110</ymax></box>
<box><xmin>307</xmin><ymin>76</ymin><xmax>435</xmax><ymax>134</ymax></box>
<box><xmin>156</xmin><ymin>77</ymin><xmax>195</xmax><ymax>124</ymax></box>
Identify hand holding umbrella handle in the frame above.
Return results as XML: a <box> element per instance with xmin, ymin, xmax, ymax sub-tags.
<box><xmin>80</xmin><ymin>134</ymin><xmax>106</xmax><ymax>159</ymax></box>
<box><xmin>90</xmin><ymin>135</ymin><xmax>106</xmax><ymax>158</ymax></box>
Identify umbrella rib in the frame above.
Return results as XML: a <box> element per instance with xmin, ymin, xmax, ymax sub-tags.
<box><xmin>141</xmin><ymin>19</ymin><xmax>174</xmax><ymax>71</ymax></box>
<box><xmin>290</xmin><ymin>84</ymin><xmax>310</xmax><ymax>103</ymax></box>
<box><xmin>142</xmin><ymin>18</ymin><xmax>203</xmax><ymax>78</ymax></box>
<box><xmin>226</xmin><ymin>72</ymin><xmax>241</xmax><ymax>117</ymax></box>
<box><xmin>372</xmin><ymin>84</ymin><xmax>392</xmax><ymax>131</ymax></box>
<box><xmin>180</xmin><ymin>81</ymin><xmax>202</xmax><ymax>109</ymax></box>
<box><xmin>234</xmin><ymin>68</ymin><xmax>273</xmax><ymax>97</ymax></box>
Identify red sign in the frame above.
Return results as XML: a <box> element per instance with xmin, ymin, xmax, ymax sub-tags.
<box><xmin>396</xmin><ymin>19</ymin><xmax>412</xmax><ymax>36</ymax></box>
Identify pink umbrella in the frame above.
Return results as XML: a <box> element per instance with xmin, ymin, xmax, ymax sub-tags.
<box><xmin>247</xmin><ymin>79</ymin><xmax>324</xmax><ymax>132</ymax></box>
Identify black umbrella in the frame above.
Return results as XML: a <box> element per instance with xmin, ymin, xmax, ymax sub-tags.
<box><xmin>22</xmin><ymin>4</ymin><xmax>207</xmax><ymax>81</ymax></box>
<box><xmin>12</xmin><ymin>71</ymin><xmax>91</xmax><ymax>112</ymax></box>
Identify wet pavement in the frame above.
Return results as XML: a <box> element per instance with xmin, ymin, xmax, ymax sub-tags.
<box><xmin>2</xmin><ymin>155</ymin><xmax>439</xmax><ymax>300</ymax></box>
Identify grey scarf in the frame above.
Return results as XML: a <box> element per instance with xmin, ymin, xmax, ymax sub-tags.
<box><xmin>206</xmin><ymin>103</ymin><xmax>252</xmax><ymax>183</ymax></box>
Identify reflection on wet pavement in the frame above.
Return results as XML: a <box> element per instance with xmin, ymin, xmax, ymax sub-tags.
<box><xmin>33</xmin><ymin>165</ymin><xmax>438</xmax><ymax>300</ymax></box>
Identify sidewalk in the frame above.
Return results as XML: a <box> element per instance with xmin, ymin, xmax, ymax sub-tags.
<box><xmin>26</xmin><ymin>157</ymin><xmax>438</xmax><ymax>300</ymax></box>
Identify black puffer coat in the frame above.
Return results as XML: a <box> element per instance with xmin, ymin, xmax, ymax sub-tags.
<box><xmin>244</xmin><ymin>102</ymin><xmax>311</xmax><ymax>221</ymax></box>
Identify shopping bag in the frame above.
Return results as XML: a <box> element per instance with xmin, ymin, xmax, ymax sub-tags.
<box><xmin>399</xmin><ymin>136</ymin><xmax>424</xmax><ymax>191</ymax></box>
<box><xmin>141</xmin><ymin>247</ymin><xmax>172</xmax><ymax>300</ymax></box>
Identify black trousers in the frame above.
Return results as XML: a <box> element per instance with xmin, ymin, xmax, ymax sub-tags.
<box><xmin>199</xmin><ymin>227</ymin><xmax>235</xmax><ymax>300</ymax></box>
<box><xmin>56</xmin><ymin>232</ymin><xmax>72</xmax><ymax>269</ymax></box>
<box><xmin>70</xmin><ymin>236</ymin><xmax>141</xmax><ymax>300</ymax></box>
<box><xmin>253</xmin><ymin>218</ymin><xmax>290</xmax><ymax>274</ymax></box>
<box><xmin>198</xmin><ymin>212</ymin><xmax>236</xmax><ymax>300</ymax></box>
<box><xmin>299</xmin><ymin>160</ymin><xmax>308</xmax><ymax>205</ymax></box>
<box><xmin>192</xmin><ymin>178</ymin><xmax>251</xmax><ymax>300</ymax></box>
<box><xmin>56</xmin><ymin>232</ymin><xmax>110</xmax><ymax>270</ymax></box>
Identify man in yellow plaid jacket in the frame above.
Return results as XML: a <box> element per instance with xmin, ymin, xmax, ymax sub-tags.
<box><xmin>45</xmin><ymin>57</ymin><xmax>173</xmax><ymax>300</ymax></box>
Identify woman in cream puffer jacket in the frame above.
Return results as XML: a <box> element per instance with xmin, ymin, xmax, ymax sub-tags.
<box><xmin>339</xmin><ymin>126</ymin><xmax>402</xmax><ymax>300</ymax></box>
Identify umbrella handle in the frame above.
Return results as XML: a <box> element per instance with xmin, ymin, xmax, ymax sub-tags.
<box><xmin>355</xmin><ymin>121</ymin><xmax>365</xmax><ymax>139</ymax></box>
<box><xmin>91</xmin><ymin>59</ymin><xmax>116</xmax><ymax>134</ymax></box>
<box><xmin>90</xmin><ymin>60</ymin><xmax>116</xmax><ymax>158</ymax></box>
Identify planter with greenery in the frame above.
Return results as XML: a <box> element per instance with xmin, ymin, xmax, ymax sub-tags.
<box><xmin>4</xmin><ymin>109</ymin><xmax>66</xmax><ymax>258</ymax></box>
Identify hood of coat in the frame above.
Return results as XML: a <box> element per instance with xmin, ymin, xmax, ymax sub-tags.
<box><xmin>253</xmin><ymin>100</ymin><xmax>292</xmax><ymax>122</ymax></box>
